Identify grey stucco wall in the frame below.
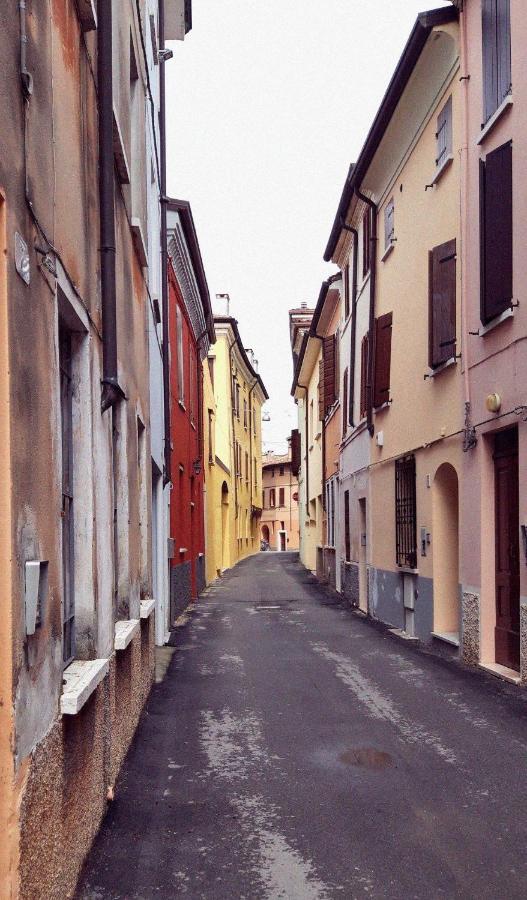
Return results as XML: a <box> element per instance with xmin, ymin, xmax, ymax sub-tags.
<box><xmin>341</xmin><ymin>561</ymin><xmax>360</xmax><ymax>607</ymax></box>
<box><xmin>369</xmin><ymin>567</ymin><xmax>434</xmax><ymax>641</ymax></box>
<box><xmin>170</xmin><ymin>561</ymin><xmax>192</xmax><ymax>623</ymax></box>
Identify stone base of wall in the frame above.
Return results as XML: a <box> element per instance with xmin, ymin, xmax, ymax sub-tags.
<box><xmin>18</xmin><ymin>618</ymin><xmax>154</xmax><ymax>900</ymax></box>
<box><xmin>520</xmin><ymin>600</ymin><xmax>527</xmax><ymax>685</ymax></box>
<box><xmin>369</xmin><ymin>567</ymin><xmax>434</xmax><ymax>642</ymax></box>
<box><xmin>170</xmin><ymin>560</ymin><xmax>192</xmax><ymax>624</ymax></box>
<box><xmin>341</xmin><ymin>561</ymin><xmax>360</xmax><ymax>607</ymax></box>
<box><xmin>461</xmin><ymin>589</ymin><xmax>480</xmax><ymax>666</ymax></box>
<box><xmin>323</xmin><ymin>548</ymin><xmax>337</xmax><ymax>589</ymax></box>
<box><xmin>196</xmin><ymin>554</ymin><xmax>206</xmax><ymax>596</ymax></box>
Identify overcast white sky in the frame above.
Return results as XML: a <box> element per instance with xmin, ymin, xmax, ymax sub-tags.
<box><xmin>166</xmin><ymin>0</ymin><xmax>451</xmax><ymax>453</ymax></box>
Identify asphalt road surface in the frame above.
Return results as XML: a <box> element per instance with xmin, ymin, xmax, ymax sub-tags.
<box><xmin>77</xmin><ymin>551</ymin><xmax>527</xmax><ymax>900</ymax></box>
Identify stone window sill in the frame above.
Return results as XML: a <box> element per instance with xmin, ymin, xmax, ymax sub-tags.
<box><xmin>381</xmin><ymin>242</ymin><xmax>395</xmax><ymax>263</ymax></box>
<box><xmin>114</xmin><ymin>619</ymin><xmax>140</xmax><ymax>651</ymax></box>
<box><xmin>479</xmin><ymin>661</ymin><xmax>521</xmax><ymax>685</ymax></box>
<box><xmin>430</xmin><ymin>154</ymin><xmax>453</xmax><ymax>187</ymax></box>
<box><xmin>479</xmin><ymin>307</ymin><xmax>514</xmax><ymax>335</ymax></box>
<box><xmin>140</xmin><ymin>597</ymin><xmax>155</xmax><ymax>619</ymax></box>
<box><xmin>477</xmin><ymin>95</ymin><xmax>513</xmax><ymax>146</ymax></box>
<box><xmin>61</xmin><ymin>658</ymin><xmax>109</xmax><ymax>716</ymax></box>
<box><xmin>426</xmin><ymin>357</ymin><xmax>457</xmax><ymax>378</ymax></box>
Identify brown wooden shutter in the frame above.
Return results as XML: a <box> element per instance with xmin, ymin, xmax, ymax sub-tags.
<box><xmin>480</xmin><ymin>141</ymin><xmax>513</xmax><ymax>324</ymax></box>
<box><xmin>497</xmin><ymin>0</ymin><xmax>511</xmax><ymax>107</ymax></box>
<box><xmin>291</xmin><ymin>429</ymin><xmax>300</xmax><ymax>476</ymax></box>
<box><xmin>318</xmin><ymin>359</ymin><xmax>324</xmax><ymax>421</ymax></box>
<box><xmin>334</xmin><ymin>332</ymin><xmax>340</xmax><ymax>400</ymax></box>
<box><xmin>482</xmin><ymin>0</ymin><xmax>511</xmax><ymax>124</ymax></box>
<box><xmin>323</xmin><ymin>335</ymin><xmax>335</xmax><ymax>413</ymax></box>
<box><xmin>373</xmin><ymin>313</ymin><xmax>393</xmax><ymax>408</ymax></box>
<box><xmin>344</xmin><ymin>264</ymin><xmax>350</xmax><ymax>319</ymax></box>
<box><xmin>360</xmin><ymin>333</ymin><xmax>369</xmax><ymax>419</ymax></box>
<box><xmin>342</xmin><ymin>369</ymin><xmax>348</xmax><ymax>438</ymax></box>
<box><xmin>428</xmin><ymin>239</ymin><xmax>456</xmax><ymax>368</ymax></box>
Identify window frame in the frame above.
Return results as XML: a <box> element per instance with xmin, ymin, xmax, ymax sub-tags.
<box><xmin>395</xmin><ymin>455</ymin><xmax>417</xmax><ymax>570</ymax></box>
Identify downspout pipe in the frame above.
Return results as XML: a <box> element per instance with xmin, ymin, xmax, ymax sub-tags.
<box><xmin>228</xmin><ymin>336</ymin><xmax>239</xmax><ymax>518</ymax></box>
<box><xmin>340</xmin><ymin>218</ymin><xmax>359</xmax><ymax>427</ymax></box>
<box><xmin>159</xmin><ymin>0</ymin><xmax>172</xmax><ymax>484</ymax></box>
<box><xmin>296</xmin><ymin>384</ymin><xmax>310</xmax><ymax>525</ymax></box>
<box><xmin>98</xmin><ymin>0</ymin><xmax>124</xmax><ymax>413</ymax></box>
<box><xmin>355</xmin><ymin>189</ymin><xmax>377</xmax><ymax>437</ymax></box>
<box><xmin>248</xmin><ymin>378</ymin><xmax>258</xmax><ymax>512</ymax></box>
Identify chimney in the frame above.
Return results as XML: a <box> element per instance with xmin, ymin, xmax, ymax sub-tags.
<box><xmin>214</xmin><ymin>292</ymin><xmax>230</xmax><ymax>316</ymax></box>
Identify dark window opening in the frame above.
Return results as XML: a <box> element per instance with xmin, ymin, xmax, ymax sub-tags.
<box><xmin>480</xmin><ymin>140</ymin><xmax>513</xmax><ymax>324</ymax></box>
<box><xmin>60</xmin><ymin>322</ymin><xmax>75</xmax><ymax>665</ymax></box>
<box><xmin>395</xmin><ymin>455</ymin><xmax>417</xmax><ymax>570</ymax></box>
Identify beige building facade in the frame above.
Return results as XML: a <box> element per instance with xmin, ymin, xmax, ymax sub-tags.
<box><xmin>261</xmin><ymin>451</ymin><xmax>300</xmax><ymax>551</ymax></box>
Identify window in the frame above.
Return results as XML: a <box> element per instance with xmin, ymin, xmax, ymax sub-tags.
<box><xmin>342</xmin><ymin>368</ymin><xmax>349</xmax><ymax>437</ymax></box>
<box><xmin>189</xmin><ymin>348</ymin><xmax>195</xmax><ymax>424</ymax></box>
<box><xmin>362</xmin><ymin>207</ymin><xmax>372</xmax><ymax>278</ymax></box>
<box><xmin>253</xmin><ymin>405</ymin><xmax>256</xmax><ymax>436</ymax></box>
<box><xmin>243</xmin><ymin>398</ymin><xmax>247</xmax><ymax>428</ymax></box>
<box><xmin>207</xmin><ymin>355</ymin><xmax>215</xmax><ymax>390</ymax></box>
<box><xmin>176</xmin><ymin>306</ymin><xmax>184</xmax><ymax>404</ymax></box>
<box><xmin>245</xmin><ymin>451</ymin><xmax>249</xmax><ymax>484</ymax></box>
<box><xmin>344</xmin><ymin>263</ymin><xmax>350</xmax><ymax>319</ymax></box>
<box><xmin>436</xmin><ymin>96</ymin><xmax>452</xmax><ymax>170</ymax></box>
<box><xmin>309</xmin><ymin>399</ymin><xmax>314</xmax><ymax>443</ymax></box>
<box><xmin>322</xmin><ymin>334</ymin><xmax>336</xmax><ymax>416</ymax></box>
<box><xmin>279</xmin><ymin>465</ymin><xmax>284</xmax><ymax>476</ymax></box>
<box><xmin>326</xmin><ymin>479</ymin><xmax>335</xmax><ymax>548</ymax></box>
<box><xmin>208</xmin><ymin>409</ymin><xmax>214</xmax><ymax>463</ymax></box>
<box><xmin>60</xmin><ymin>322</ymin><xmax>75</xmax><ymax>665</ymax></box>
<box><xmin>236</xmin><ymin>383</ymin><xmax>240</xmax><ymax>419</ymax></box>
<box><xmin>482</xmin><ymin>0</ymin><xmax>511</xmax><ymax>125</ymax></box>
<box><xmin>291</xmin><ymin>429</ymin><xmax>300</xmax><ymax>476</ymax></box>
<box><xmin>428</xmin><ymin>240</ymin><xmax>456</xmax><ymax>368</ymax></box>
<box><xmin>373</xmin><ymin>312</ymin><xmax>392</xmax><ymax>408</ymax></box>
<box><xmin>271</xmin><ymin>467</ymin><xmax>275</xmax><ymax>477</ymax></box>
<box><xmin>395</xmin><ymin>455</ymin><xmax>417</xmax><ymax>569</ymax></box>
<box><xmin>254</xmin><ymin>457</ymin><xmax>257</xmax><ymax>487</ymax></box>
<box><xmin>384</xmin><ymin>199</ymin><xmax>394</xmax><ymax>250</ymax></box>
<box><xmin>344</xmin><ymin>490</ymin><xmax>351</xmax><ymax>562</ymax></box>
<box><xmin>279</xmin><ymin>487</ymin><xmax>285</xmax><ymax>507</ymax></box>
<box><xmin>359</xmin><ymin>333</ymin><xmax>369</xmax><ymax>420</ymax></box>
<box><xmin>479</xmin><ymin>141</ymin><xmax>513</xmax><ymax>324</ymax></box>
<box><xmin>270</xmin><ymin>488</ymin><xmax>276</xmax><ymax>508</ymax></box>
<box><xmin>317</xmin><ymin>361</ymin><xmax>324</xmax><ymax>422</ymax></box>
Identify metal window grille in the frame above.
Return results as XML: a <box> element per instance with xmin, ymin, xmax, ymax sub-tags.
<box><xmin>395</xmin><ymin>455</ymin><xmax>417</xmax><ymax>569</ymax></box>
<box><xmin>59</xmin><ymin>323</ymin><xmax>75</xmax><ymax>665</ymax></box>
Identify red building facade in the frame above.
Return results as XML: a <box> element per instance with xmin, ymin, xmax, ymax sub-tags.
<box><xmin>167</xmin><ymin>200</ymin><xmax>215</xmax><ymax>623</ymax></box>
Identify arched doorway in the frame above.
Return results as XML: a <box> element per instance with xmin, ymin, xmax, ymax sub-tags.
<box><xmin>221</xmin><ymin>481</ymin><xmax>229</xmax><ymax>571</ymax></box>
<box><xmin>261</xmin><ymin>525</ymin><xmax>270</xmax><ymax>543</ymax></box>
<box><xmin>432</xmin><ymin>463</ymin><xmax>460</xmax><ymax>643</ymax></box>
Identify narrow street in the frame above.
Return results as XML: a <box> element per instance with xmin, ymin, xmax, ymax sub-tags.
<box><xmin>78</xmin><ymin>552</ymin><xmax>527</xmax><ymax>900</ymax></box>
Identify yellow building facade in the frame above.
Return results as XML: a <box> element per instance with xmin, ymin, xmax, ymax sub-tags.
<box><xmin>204</xmin><ymin>316</ymin><xmax>267</xmax><ymax>579</ymax></box>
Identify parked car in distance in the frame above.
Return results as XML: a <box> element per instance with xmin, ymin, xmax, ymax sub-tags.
<box><xmin>260</xmin><ymin>540</ymin><xmax>269</xmax><ymax>551</ymax></box>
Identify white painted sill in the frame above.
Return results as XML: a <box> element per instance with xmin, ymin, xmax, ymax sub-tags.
<box><xmin>479</xmin><ymin>307</ymin><xmax>514</xmax><ymax>335</ymax></box>
<box><xmin>477</xmin><ymin>95</ymin><xmax>513</xmax><ymax>146</ymax></box>
<box><xmin>397</xmin><ymin>566</ymin><xmax>419</xmax><ymax>575</ymax></box>
<box><xmin>140</xmin><ymin>597</ymin><xmax>155</xmax><ymax>619</ymax></box>
<box><xmin>479</xmin><ymin>661</ymin><xmax>521</xmax><ymax>685</ymax></box>
<box><xmin>381</xmin><ymin>242</ymin><xmax>395</xmax><ymax>263</ymax></box>
<box><xmin>61</xmin><ymin>658</ymin><xmax>109</xmax><ymax>716</ymax></box>
<box><xmin>430</xmin><ymin>154</ymin><xmax>453</xmax><ymax>187</ymax></box>
<box><xmin>114</xmin><ymin>619</ymin><xmax>140</xmax><ymax>651</ymax></box>
<box><xmin>374</xmin><ymin>400</ymin><xmax>391</xmax><ymax>412</ymax></box>
<box><xmin>426</xmin><ymin>357</ymin><xmax>457</xmax><ymax>378</ymax></box>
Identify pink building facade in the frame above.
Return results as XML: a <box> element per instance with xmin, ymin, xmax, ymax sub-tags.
<box><xmin>261</xmin><ymin>451</ymin><xmax>300</xmax><ymax>552</ymax></box>
<box><xmin>455</xmin><ymin>0</ymin><xmax>527</xmax><ymax>682</ymax></box>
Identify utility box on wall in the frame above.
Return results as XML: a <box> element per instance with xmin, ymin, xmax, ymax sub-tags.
<box><xmin>25</xmin><ymin>560</ymin><xmax>49</xmax><ymax>636</ymax></box>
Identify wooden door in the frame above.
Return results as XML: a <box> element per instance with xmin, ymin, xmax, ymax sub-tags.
<box><xmin>494</xmin><ymin>429</ymin><xmax>520</xmax><ymax>670</ymax></box>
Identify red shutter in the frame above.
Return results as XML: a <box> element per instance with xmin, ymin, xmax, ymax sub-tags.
<box><xmin>360</xmin><ymin>333</ymin><xmax>369</xmax><ymax>420</ymax></box>
<box><xmin>373</xmin><ymin>312</ymin><xmax>393</xmax><ymax>408</ymax></box>
<box><xmin>480</xmin><ymin>140</ymin><xmax>513</xmax><ymax>324</ymax></box>
<box><xmin>429</xmin><ymin>239</ymin><xmax>456</xmax><ymax>368</ymax></box>
<box><xmin>323</xmin><ymin>335</ymin><xmax>335</xmax><ymax>414</ymax></box>
<box><xmin>291</xmin><ymin>429</ymin><xmax>300</xmax><ymax>476</ymax></box>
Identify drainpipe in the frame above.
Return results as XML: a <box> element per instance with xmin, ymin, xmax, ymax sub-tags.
<box><xmin>98</xmin><ymin>0</ymin><xmax>124</xmax><ymax>413</ymax></box>
<box><xmin>248</xmin><ymin>377</ymin><xmax>258</xmax><ymax>513</ymax></box>
<box><xmin>159</xmin><ymin>1</ymin><xmax>172</xmax><ymax>483</ymax></box>
<box><xmin>355</xmin><ymin>189</ymin><xmax>377</xmax><ymax>437</ymax></box>
<box><xmin>19</xmin><ymin>1</ymin><xmax>33</xmax><ymax>98</ymax></box>
<box><xmin>228</xmin><ymin>336</ymin><xmax>239</xmax><ymax>518</ymax></box>
<box><xmin>340</xmin><ymin>218</ymin><xmax>359</xmax><ymax>427</ymax></box>
<box><xmin>296</xmin><ymin>383</ymin><xmax>309</xmax><ymax>530</ymax></box>
<box><xmin>458</xmin><ymin>3</ymin><xmax>476</xmax><ymax>451</ymax></box>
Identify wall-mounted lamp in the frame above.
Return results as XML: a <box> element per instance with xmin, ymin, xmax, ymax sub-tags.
<box><xmin>486</xmin><ymin>392</ymin><xmax>502</xmax><ymax>413</ymax></box>
<box><xmin>192</xmin><ymin>459</ymin><xmax>202</xmax><ymax>476</ymax></box>
<box><xmin>158</xmin><ymin>48</ymin><xmax>174</xmax><ymax>63</ymax></box>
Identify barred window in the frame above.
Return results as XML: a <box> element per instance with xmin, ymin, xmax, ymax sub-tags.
<box><xmin>395</xmin><ymin>455</ymin><xmax>417</xmax><ymax>569</ymax></box>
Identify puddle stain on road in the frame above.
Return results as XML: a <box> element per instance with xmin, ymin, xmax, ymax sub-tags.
<box><xmin>339</xmin><ymin>748</ymin><xmax>393</xmax><ymax>770</ymax></box>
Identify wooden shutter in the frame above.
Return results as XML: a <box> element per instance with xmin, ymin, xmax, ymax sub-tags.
<box><xmin>291</xmin><ymin>429</ymin><xmax>300</xmax><ymax>476</ymax></box>
<box><xmin>362</xmin><ymin>208</ymin><xmax>371</xmax><ymax>277</ymax></box>
<box><xmin>436</xmin><ymin>97</ymin><xmax>452</xmax><ymax>168</ymax></box>
<box><xmin>428</xmin><ymin>239</ymin><xmax>456</xmax><ymax>368</ymax></box>
<box><xmin>323</xmin><ymin>335</ymin><xmax>335</xmax><ymax>413</ymax></box>
<box><xmin>344</xmin><ymin>264</ymin><xmax>350</xmax><ymax>319</ymax></box>
<box><xmin>318</xmin><ymin>359</ymin><xmax>324</xmax><ymax>421</ymax></box>
<box><xmin>360</xmin><ymin>333</ymin><xmax>369</xmax><ymax>420</ymax></box>
<box><xmin>480</xmin><ymin>141</ymin><xmax>513</xmax><ymax>324</ymax></box>
<box><xmin>342</xmin><ymin>369</ymin><xmax>348</xmax><ymax>438</ymax></box>
<box><xmin>344</xmin><ymin>490</ymin><xmax>351</xmax><ymax>562</ymax></box>
<box><xmin>482</xmin><ymin>0</ymin><xmax>511</xmax><ymax>124</ymax></box>
<box><xmin>384</xmin><ymin>200</ymin><xmax>394</xmax><ymax>249</ymax></box>
<box><xmin>334</xmin><ymin>332</ymin><xmax>340</xmax><ymax>400</ymax></box>
<box><xmin>373</xmin><ymin>313</ymin><xmax>392</xmax><ymax>408</ymax></box>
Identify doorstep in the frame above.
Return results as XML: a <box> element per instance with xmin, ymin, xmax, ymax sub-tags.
<box><xmin>431</xmin><ymin>630</ymin><xmax>460</xmax><ymax>648</ymax></box>
<box><xmin>389</xmin><ymin>628</ymin><xmax>419</xmax><ymax>642</ymax></box>
<box><xmin>479</xmin><ymin>662</ymin><xmax>522</xmax><ymax>686</ymax></box>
